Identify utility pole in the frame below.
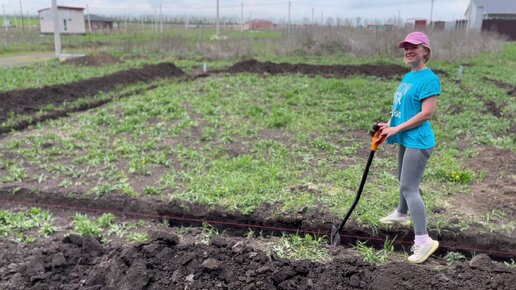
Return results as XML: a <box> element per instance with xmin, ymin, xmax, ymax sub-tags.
<box><xmin>154</xmin><ymin>8</ymin><xmax>157</xmax><ymax>32</ymax></box>
<box><xmin>2</xmin><ymin>4</ymin><xmax>6</xmax><ymax>31</ymax></box>
<box><xmin>216</xmin><ymin>0</ymin><xmax>220</xmax><ymax>37</ymax></box>
<box><xmin>86</xmin><ymin>5</ymin><xmax>92</xmax><ymax>33</ymax></box>
<box><xmin>312</xmin><ymin>8</ymin><xmax>314</xmax><ymax>25</ymax></box>
<box><xmin>27</xmin><ymin>10</ymin><xmax>31</xmax><ymax>31</ymax></box>
<box><xmin>240</xmin><ymin>2</ymin><xmax>243</xmax><ymax>32</ymax></box>
<box><xmin>430</xmin><ymin>0</ymin><xmax>435</xmax><ymax>28</ymax></box>
<box><xmin>51</xmin><ymin>0</ymin><xmax>61</xmax><ymax>58</ymax></box>
<box><xmin>19</xmin><ymin>0</ymin><xmax>24</xmax><ymax>32</ymax></box>
<box><xmin>321</xmin><ymin>11</ymin><xmax>323</xmax><ymax>26</ymax></box>
<box><xmin>288</xmin><ymin>1</ymin><xmax>291</xmax><ymax>34</ymax></box>
<box><xmin>159</xmin><ymin>3</ymin><xmax>163</xmax><ymax>33</ymax></box>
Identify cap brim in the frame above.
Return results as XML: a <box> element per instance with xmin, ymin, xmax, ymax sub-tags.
<box><xmin>398</xmin><ymin>41</ymin><xmax>423</xmax><ymax>48</ymax></box>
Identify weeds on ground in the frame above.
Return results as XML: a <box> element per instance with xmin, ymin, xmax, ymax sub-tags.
<box><xmin>0</xmin><ymin>208</ymin><xmax>57</xmax><ymax>241</ymax></box>
<box><xmin>73</xmin><ymin>214</ymin><xmax>103</xmax><ymax>237</ymax></box>
<box><xmin>504</xmin><ymin>259</ymin><xmax>516</xmax><ymax>269</ymax></box>
<box><xmin>127</xmin><ymin>232</ymin><xmax>150</xmax><ymax>243</ymax></box>
<box><xmin>444</xmin><ymin>252</ymin><xmax>466</xmax><ymax>265</ymax></box>
<box><xmin>200</xmin><ymin>222</ymin><xmax>221</xmax><ymax>245</ymax></box>
<box><xmin>353</xmin><ymin>237</ymin><xmax>395</xmax><ymax>266</ymax></box>
<box><xmin>480</xmin><ymin>209</ymin><xmax>516</xmax><ymax>234</ymax></box>
<box><xmin>72</xmin><ymin>213</ymin><xmax>145</xmax><ymax>243</ymax></box>
<box><xmin>245</xmin><ymin>228</ymin><xmax>256</xmax><ymax>239</ymax></box>
<box><xmin>272</xmin><ymin>233</ymin><xmax>330</xmax><ymax>262</ymax></box>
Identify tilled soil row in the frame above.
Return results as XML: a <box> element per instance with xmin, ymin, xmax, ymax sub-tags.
<box><xmin>0</xmin><ymin>63</ymin><xmax>185</xmax><ymax>134</ymax></box>
<box><xmin>224</xmin><ymin>59</ymin><xmax>410</xmax><ymax>78</ymax></box>
<box><xmin>0</xmin><ymin>226</ymin><xmax>514</xmax><ymax>290</ymax></box>
<box><xmin>1</xmin><ymin>187</ymin><xmax>515</xmax><ymax>262</ymax></box>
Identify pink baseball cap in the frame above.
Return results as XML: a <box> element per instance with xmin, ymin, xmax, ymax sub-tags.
<box><xmin>399</xmin><ymin>31</ymin><xmax>432</xmax><ymax>61</ymax></box>
<box><xmin>399</xmin><ymin>31</ymin><xmax>430</xmax><ymax>48</ymax></box>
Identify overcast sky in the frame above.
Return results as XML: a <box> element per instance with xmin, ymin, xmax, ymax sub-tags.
<box><xmin>8</xmin><ymin>1</ymin><xmax>471</xmax><ymax>22</ymax></box>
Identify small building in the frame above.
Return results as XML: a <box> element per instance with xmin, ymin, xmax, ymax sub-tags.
<box><xmin>465</xmin><ymin>0</ymin><xmax>516</xmax><ymax>39</ymax></box>
<box><xmin>433</xmin><ymin>21</ymin><xmax>445</xmax><ymax>31</ymax></box>
<box><xmin>85</xmin><ymin>14</ymin><xmax>113</xmax><ymax>32</ymax></box>
<box><xmin>38</xmin><ymin>6</ymin><xmax>85</xmax><ymax>34</ymax></box>
<box><xmin>414</xmin><ymin>19</ymin><xmax>427</xmax><ymax>29</ymax></box>
<box><xmin>405</xmin><ymin>19</ymin><xmax>427</xmax><ymax>29</ymax></box>
<box><xmin>242</xmin><ymin>19</ymin><xmax>274</xmax><ymax>31</ymax></box>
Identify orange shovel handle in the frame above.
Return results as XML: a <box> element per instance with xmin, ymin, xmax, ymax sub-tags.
<box><xmin>371</xmin><ymin>129</ymin><xmax>387</xmax><ymax>151</ymax></box>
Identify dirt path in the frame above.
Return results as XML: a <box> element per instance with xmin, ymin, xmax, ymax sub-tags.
<box><xmin>0</xmin><ymin>52</ymin><xmax>55</xmax><ymax>68</ymax></box>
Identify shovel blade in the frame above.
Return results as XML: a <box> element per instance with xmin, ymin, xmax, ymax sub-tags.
<box><xmin>330</xmin><ymin>225</ymin><xmax>341</xmax><ymax>246</ymax></box>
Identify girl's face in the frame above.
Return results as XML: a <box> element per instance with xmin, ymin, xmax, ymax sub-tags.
<box><xmin>402</xmin><ymin>44</ymin><xmax>429</xmax><ymax>67</ymax></box>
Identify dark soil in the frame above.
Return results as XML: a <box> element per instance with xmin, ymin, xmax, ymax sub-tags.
<box><xmin>0</xmin><ymin>63</ymin><xmax>185</xmax><ymax>133</ymax></box>
<box><xmin>483</xmin><ymin>77</ymin><xmax>516</xmax><ymax>96</ymax></box>
<box><xmin>1</xmin><ymin>187</ymin><xmax>515</xmax><ymax>261</ymax></box>
<box><xmin>225</xmin><ymin>59</ymin><xmax>406</xmax><ymax>79</ymax></box>
<box><xmin>0</xmin><ymin>208</ymin><xmax>514</xmax><ymax>290</ymax></box>
<box><xmin>224</xmin><ymin>59</ymin><xmax>448</xmax><ymax>79</ymax></box>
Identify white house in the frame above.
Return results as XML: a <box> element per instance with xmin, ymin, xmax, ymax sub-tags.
<box><xmin>465</xmin><ymin>0</ymin><xmax>516</xmax><ymax>30</ymax></box>
<box><xmin>38</xmin><ymin>6</ymin><xmax>86</xmax><ymax>34</ymax></box>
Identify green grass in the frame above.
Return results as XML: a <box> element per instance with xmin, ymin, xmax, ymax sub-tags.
<box><xmin>0</xmin><ymin>208</ymin><xmax>56</xmax><ymax>240</ymax></box>
<box><xmin>353</xmin><ymin>237</ymin><xmax>395</xmax><ymax>265</ymax></box>
<box><xmin>127</xmin><ymin>232</ymin><xmax>150</xmax><ymax>243</ymax></box>
<box><xmin>444</xmin><ymin>251</ymin><xmax>466</xmax><ymax>265</ymax></box>
<box><xmin>0</xmin><ymin>57</ymin><xmax>162</xmax><ymax>92</ymax></box>
<box><xmin>272</xmin><ymin>233</ymin><xmax>330</xmax><ymax>262</ymax></box>
<box><xmin>72</xmin><ymin>213</ymin><xmax>146</xmax><ymax>243</ymax></box>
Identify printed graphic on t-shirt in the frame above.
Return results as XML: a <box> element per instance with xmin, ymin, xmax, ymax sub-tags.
<box><xmin>391</xmin><ymin>83</ymin><xmax>412</xmax><ymax>119</ymax></box>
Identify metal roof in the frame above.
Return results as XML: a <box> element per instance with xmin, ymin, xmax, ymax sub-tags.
<box><xmin>470</xmin><ymin>0</ymin><xmax>516</xmax><ymax>15</ymax></box>
<box><xmin>85</xmin><ymin>14</ymin><xmax>113</xmax><ymax>22</ymax></box>
<box><xmin>38</xmin><ymin>6</ymin><xmax>85</xmax><ymax>13</ymax></box>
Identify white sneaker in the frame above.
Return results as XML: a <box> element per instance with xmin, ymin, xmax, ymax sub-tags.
<box><xmin>407</xmin><ymin>240</ymin><xmax>439</xmax><ymax>263</ymax></box>
<box><xmin>379</xmin><ymin>210</ymin><xmax>411</xmax><ymax>226</ymax></box>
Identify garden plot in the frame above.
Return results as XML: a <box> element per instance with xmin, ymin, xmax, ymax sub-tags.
<box><xmin>0</xmin><ymin>57</ymin><xmax>515</xmax><ymax>288</ymax></box>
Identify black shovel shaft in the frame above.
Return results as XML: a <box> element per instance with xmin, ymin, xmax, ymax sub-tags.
<box><xmin>335</xmin><ymin>150</ymin><xmax>376</xmax><ymax>233</ymax></box>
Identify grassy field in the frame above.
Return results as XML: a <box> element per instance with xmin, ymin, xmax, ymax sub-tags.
<box><xmin>0</xmin><ymin>27</ymin><xmax>515</xmax><ymax>242</ymax></box>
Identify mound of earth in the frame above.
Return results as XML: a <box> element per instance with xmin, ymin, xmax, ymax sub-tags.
<box><xmin>226</xmin><ymin>59</ymin><xmax>406</xmax><ymax>79</ymax></box>
<box><xmin>1</xmin><ymin>231</ymin><xmax>514</xmax><ymax>290</ymax></box>
<box><xmin>64</xmin><ymin>54</ymin><xmax>121</xmax><ymax>66</ymax></box>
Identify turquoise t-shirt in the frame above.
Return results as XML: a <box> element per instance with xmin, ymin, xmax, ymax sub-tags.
<box><xmin>387</xmin><ymin>69</ymin><xmax>440</xmax><ymax>149</ymax></box>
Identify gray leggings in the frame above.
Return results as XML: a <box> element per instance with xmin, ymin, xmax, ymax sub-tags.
<box><xmin>396</xmin><ymin>145</ymin><xmax>433</xmax><ymax>235</ymax></box>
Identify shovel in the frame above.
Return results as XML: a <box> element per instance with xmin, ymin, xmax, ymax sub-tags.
<box><xmin>330</xmin><ymin>124</ymin><xmax>387</xmax><ymax>246</ymax></box>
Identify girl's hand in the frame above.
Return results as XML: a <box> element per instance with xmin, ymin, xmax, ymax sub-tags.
<box><xmin>377</xmin><ymin>122</ymin><xmax>389</xmax><ymax>131</ymax></box>
<box><xmin>381</xmin><ymin>126</ymin><xmax>400</xmax><ymax>138</ymax></box>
